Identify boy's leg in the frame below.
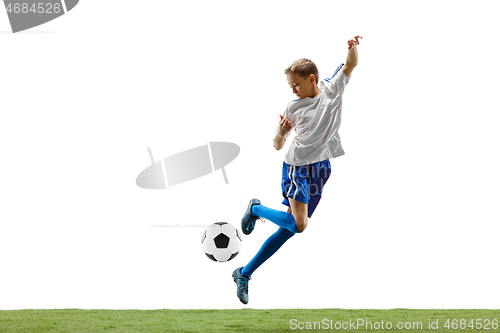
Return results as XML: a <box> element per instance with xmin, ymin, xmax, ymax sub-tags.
<box><xmin>235</xmin><ymin>161</ymin><xmax>331</xmax><ymax>303</ymax></box>
<box><xmin>240</xmin><ymin>226</ymin><xmax>295</xmax><ymax>278</ymax></box>
<box><xmin>281</xmin><ymin>160</ymin><xmax>330</xmax><ymax>228</ymax></box>
<box><xmin>245</xmin><ymin>161</ymin><xmax>311</xmax><ymax>234</ymax></box>
<box><xmin>240</xmin><ymin>204</ymin><xmax>306</xmax><ymax>278</ymax></box>
<box><xmin>251</xmin><ymin>203</ymin><xmax>301</xmax><ymax>234</ymax></box>
<box><xmin>234</xmin><ymin>206</ymin><xmax>296</xmax><ymax>304</ymax></box>
<box><xmin>287</xmin><ymin>197</ymin><xmax>308</xmax><ymax>232</ymax></box>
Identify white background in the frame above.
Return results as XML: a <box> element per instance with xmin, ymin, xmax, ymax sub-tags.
<box><xmin>1</xmin><ymin>0</ymin><xmax>499</xmax><ymax>310</ymax></box>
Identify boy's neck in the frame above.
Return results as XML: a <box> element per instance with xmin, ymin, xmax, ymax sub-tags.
<box><xmin>311</xmin><ymin>85</ymin><xmax>320</xmax><ymax>98</ymax></box>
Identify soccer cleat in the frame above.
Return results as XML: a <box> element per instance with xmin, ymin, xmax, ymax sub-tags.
<box><xmin>232</xmin><ymin>267</ymin><xmax>250</xmax><ymax>304</ymax></box>
<box><xmin>241</xmin><ymin>199</ymin><xmax>262</xmax><ymax>235</ymax></box>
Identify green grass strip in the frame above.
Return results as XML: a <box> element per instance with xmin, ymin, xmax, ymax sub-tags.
<box><xmin>0</xmin><ymin>309</ymin><xmax>499</xmax><ymax>332</ymax></box>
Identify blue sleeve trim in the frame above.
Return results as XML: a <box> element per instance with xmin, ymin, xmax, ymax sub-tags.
<box><xmin>323</xmin><ymin>63</ymin><xmax>344</xmax><ymax>82</ymax></box>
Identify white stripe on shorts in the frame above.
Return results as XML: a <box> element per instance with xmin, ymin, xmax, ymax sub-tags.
<box><xmin>287</xmin><ymin>165</ymin><xmax>299</xmax><ymax>200</ymax></box>
<box><xmin>286</xmin><ymin>165</ymin><xmax>293</xmax><ymax>197</ymax></box>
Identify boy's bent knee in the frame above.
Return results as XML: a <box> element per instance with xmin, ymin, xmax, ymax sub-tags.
<box><xmin>288</xmin><ymin>197</ymin><xmax>308</xmax><ymax>233</ymax></box>
<box><xmin>294</xmin><ymin>216</ymin><xmax>308</xmax><ymax>233</ymax></box>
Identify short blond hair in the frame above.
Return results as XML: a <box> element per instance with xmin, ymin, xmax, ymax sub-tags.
<box><xmin>284</xmin><ymin>58</ymin><xmax>319</xmax><ymax>84</ymax></box>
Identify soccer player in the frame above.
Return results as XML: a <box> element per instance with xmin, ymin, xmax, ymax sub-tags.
<box><xmin>232</xmin><ymin>36</ymin><xmax>362</xmax><ymax>304</ymax></box>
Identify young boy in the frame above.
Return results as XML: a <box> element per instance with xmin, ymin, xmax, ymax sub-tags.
<box><xmin>232</xmin><ymin>36</ymin><xmax>362</xmax><ymax>304</ymax></box>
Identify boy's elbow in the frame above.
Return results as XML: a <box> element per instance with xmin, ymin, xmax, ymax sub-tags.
<box><xmin>343</xmin><ymin>64</ymin><xmax>356</xmax><ymax>79</ymax></box>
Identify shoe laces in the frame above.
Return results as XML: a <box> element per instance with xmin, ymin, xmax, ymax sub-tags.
<box><xmin>238</xmin><ymin>276</ymin><xmax>250</xmax><ymax>292</ymax></box>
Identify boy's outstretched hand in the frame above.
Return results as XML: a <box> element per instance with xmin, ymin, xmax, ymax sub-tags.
<box><xmin>348</xmin><ymin>35</ymin><xmax>362</xmax><ymax>49</ymax></box>
<box><xmin>278</xmin><ymin>115</ymin><xmax>292</xmax><ymax>136</ymax></box>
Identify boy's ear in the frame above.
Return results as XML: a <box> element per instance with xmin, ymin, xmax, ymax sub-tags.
<box><xmin>309</xmin><ymin>74</ymin><xmax>316</xmax><ymax>83</ymax></box>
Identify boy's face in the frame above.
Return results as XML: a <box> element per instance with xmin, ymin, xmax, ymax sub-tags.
<box><xmin>287</xmin><ymin>72</ymin><xmax>316</xmax><ymax>100</ymax></box>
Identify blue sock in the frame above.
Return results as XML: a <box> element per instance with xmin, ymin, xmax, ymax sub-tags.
<box><xmin>240</xmin><ymin>227</ymin><xmax>294</xmax><ymax>277</ymax></box>
<box><xmin>252</xmin><ymin>204</ymin><xmax>301</xmax><ymax>234</ymax></box>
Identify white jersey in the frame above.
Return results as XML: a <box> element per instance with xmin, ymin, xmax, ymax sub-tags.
<box><xmin>278</xmin><ymin>65</ymin><xmax>351</xmax><ymax>166</ymax></box>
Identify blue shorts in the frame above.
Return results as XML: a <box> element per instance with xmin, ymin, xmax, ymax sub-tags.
<box><xmin>281</xmin><ymin>159</ymin><xmax>332</xmax><ymax>218</ymax></box>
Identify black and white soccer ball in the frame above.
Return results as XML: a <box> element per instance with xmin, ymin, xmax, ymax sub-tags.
<box><xmin>201</xmin><ymin>222</ymin><xmax>242</xmax><ymax>262</ymax></box>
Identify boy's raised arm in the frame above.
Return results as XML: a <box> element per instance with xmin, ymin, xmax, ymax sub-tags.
<box><xmin>343</xmin><ymin>35</ymin><xmax>362</xmax><ymax>78</ymax></box>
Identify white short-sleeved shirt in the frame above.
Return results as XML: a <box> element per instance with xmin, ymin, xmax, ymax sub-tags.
<box><xmin>277</xmin><ymin>66</ymin><xmax>350</xmax><ymax>166</ymax></box>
